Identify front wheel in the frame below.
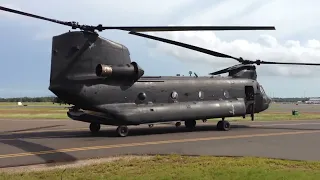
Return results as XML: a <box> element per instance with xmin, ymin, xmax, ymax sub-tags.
<box><xmin>217</xmin><ymin>120</ymin><xmax>230</xmax><ymax>131</ymax></box>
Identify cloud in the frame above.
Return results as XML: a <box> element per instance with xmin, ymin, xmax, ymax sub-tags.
<box><xmin>142</xmin><ymin>31</ymin><xmax>320</xmax><ymax>77</ymax></box>
<box><xmin>137</xmin><ymin>0</ymin><xmax>320</xmax><ymax>77</ymax></box>
<box><xmin>2</xmin><ymin>0</ymin><xmax>320</xmax><ymax>78</ymax></box>
<box><xmin>0</xmin><ymin>0</ymin><xmax>198</xmax><ymax>40</ymax></box>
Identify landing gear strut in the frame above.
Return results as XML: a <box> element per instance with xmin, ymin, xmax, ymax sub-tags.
<box><xmin>116</xmin><ymin>125</ymin><xmax>129</xmax><ymax>137</ymax></box>
<box><xmin>216</xmin><ymin>118</ymin><xmax>231</xmax><ymax>131</ymax></box>
<box><xmin>89</xmin><ymin>123</ymin><xmax>101</xmax><ymax>134</ymax></box>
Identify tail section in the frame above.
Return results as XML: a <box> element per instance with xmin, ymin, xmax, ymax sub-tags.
<box><xmin>48</xmin><ymin>31</ymin><xmax>132</xmax><ymax>106</ymax></box>
<box><xmin>49</xmin><ymin>31</ymin><xmax>132</xmax><ymax>83</ymax></box>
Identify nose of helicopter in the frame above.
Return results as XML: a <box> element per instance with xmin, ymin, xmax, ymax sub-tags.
<box><xmin>262</xmin><ymin>95</ymin><xmax>272</xmax><ymax>111</ymax></box>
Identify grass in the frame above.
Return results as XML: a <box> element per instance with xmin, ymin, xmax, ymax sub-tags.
<box><xmin>1</xmin><ymin>102</ymin><xmax>320</xmax><ymax>121</ymax></box>
<box><xmin>0</xmin><ymin>102</ymin><xmax>67</xmax><ymax>106</ymax></box>
<box><xmin>1</xmin><ymin>155</ymin><xmax>320</xmax><ymax>180</ymax></box>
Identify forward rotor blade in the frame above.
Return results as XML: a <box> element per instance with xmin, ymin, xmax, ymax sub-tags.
<box><xmin>129</xmin><ymin>31</ymin><xmax>242</xmax><ymax>62</ymax></box>
<box><xmin>209</xmin><ymin>66</ymin><xmax>234</xmax><ymax>75</ymax></box>
<box><xmin>129</xmin><ymin>32</ymin><xmax>320</xmax><ymax>68</ymax></box>
<box><xmin>209</xmin><ymin>64</ymin><xmax>244</xmax><ymax>75</ymax></box>
<box><xmin>257</xmin><ymin>60</ymin><xmax>320</xmax><ymax>66</ymax></box>
<box><xmin>102</xmin><ymin>26</ymin><xmax>276</xmax><ymax>32</ymax></box>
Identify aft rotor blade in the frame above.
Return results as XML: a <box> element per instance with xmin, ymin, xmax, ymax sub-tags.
<box><xmin>102</xmin><ymin>26</ymin><xmax>276</xmax><ymax>32</ymax></box>
<box><xmin>129</xmin><ymin>31</ymin><xmax>242</xmax><ymax>62</ymax></box>
<box><xmin>0</xmin><ymin>6</ymin><xmax>80</xmax><ymax>28</ymax></box>
<box><xmin>0</xmin><ymin>6</ymin><xmax>276</xmax><ymax>32</ymax></box>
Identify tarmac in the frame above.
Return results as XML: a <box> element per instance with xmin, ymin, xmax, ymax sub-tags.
<box><xmin>0</xmin><ymin>118</ymin><xmax>319</xmax><ymax>168</ymax></box>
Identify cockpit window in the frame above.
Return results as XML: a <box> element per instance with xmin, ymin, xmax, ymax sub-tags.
<box><xmin>259</xmin><ymin>85</ymin><xmax>265</xmax><ymax>94</ymax></box>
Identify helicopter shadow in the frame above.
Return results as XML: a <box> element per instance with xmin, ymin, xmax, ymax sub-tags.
<box><xmin>1</xmin><ymin>124</ymin><xmax>64</xmax><ymax>134</ymax></box>
<box><xmin>0</xmin><ymin>125</ymin><xmax>78</xmax><ymax>168</ymax></box>
<box><xmin>0</xmin><ymin>138</ymin><xmax>78</xmax><ymax>168</ymax></box>
<box><xmin>1</xmin><ymin>122</ymin><xmax>318</xmax><ymax>140</ymax></box>
<box><xmin>92</xmin><ymin>123</ymin><xmax>320</xmax><ymax>137</ymax></box>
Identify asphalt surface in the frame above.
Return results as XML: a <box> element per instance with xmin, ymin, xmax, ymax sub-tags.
<box><xmin>0</xmin><ymin>118</ymin><xmax>320</xmax><ymax>168</ymax></box>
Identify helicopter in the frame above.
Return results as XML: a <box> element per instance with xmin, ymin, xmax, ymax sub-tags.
<box><xmin>2</xmin><ymin>6</ymin><xmax>320</xmax><ymax>137</ymax></box>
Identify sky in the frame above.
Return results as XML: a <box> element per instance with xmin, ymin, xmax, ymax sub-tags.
<box><xmin>1</xmin><ymin>0</ymin><xmax>320</xmax><ymax>98</ymax></box>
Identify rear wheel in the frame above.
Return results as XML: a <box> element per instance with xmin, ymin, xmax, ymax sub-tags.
<box><xmin>89</xmin><ymin>123</ymin><xmax>100</xmax><ymax>134</ymax></box>
<box><xmin>116</xmin><ymin>125</ymin><xmax>129</xmax><ymax>137</ymax></box>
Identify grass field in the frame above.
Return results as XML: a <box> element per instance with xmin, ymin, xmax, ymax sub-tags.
<box><xmin>1</xmin><ymin>155</ymin><xmax>320</xmax><ymax>180</ymax></box>
<box><xmin>0</xmin><ymin>102</ymin><xmax>69</xmax><ymax>119</ymax></box>
<box><xmin>1</xmin><ymin>102</ymin><xmax>320</xmax><ymax>120</ymax></box>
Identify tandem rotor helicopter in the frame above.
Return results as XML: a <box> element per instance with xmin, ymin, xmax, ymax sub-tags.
<box><xmin>2</xmin><ymin>6</ymin><xmax>320</xmax><ymax>137</ymax></box>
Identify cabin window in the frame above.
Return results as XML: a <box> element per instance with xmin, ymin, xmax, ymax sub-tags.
<box><xmin>223</xmin><ymin>90</ymin><xmax>230</xmax><ymax>98</ymax></box>
<box><xmin>171</xmin><ymin>91</ymin><xmax>178</xmax><ymax>99</ymax></box>
<box><xmin>138</xmin><ymin>92</ymin><xmax>147</xmax><ymax>100</ymax></box>
<box><xmin>198</xmin><ymin>91</ymin><xmax>204</xmax><ymax>99</ymax></box>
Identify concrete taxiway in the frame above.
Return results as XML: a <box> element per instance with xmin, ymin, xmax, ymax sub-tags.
<box><xmin>0</xmin><ymin>118</ymin><xmax>319</xmax><ymax>168</ymax></box>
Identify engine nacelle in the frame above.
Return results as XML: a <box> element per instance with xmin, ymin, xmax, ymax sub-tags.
<box><xmin>95</xmin><ymin>62</ymin><xmax>144</xmax><ymax>81</ymax></box>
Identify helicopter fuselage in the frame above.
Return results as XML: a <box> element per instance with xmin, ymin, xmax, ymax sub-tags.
<box><xmin>47</xmin><ymin>30</ymin><xmax>272</xmax><ymax>135</ymax></box>
<box><xmin>49</xmin><ymin>75</ymin><xmax>271</xmax><ymax>126</ymax></box>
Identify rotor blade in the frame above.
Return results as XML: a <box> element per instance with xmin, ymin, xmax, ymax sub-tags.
<box><xmin>129</xmin><ymin>31</ymin><xmax>243</xmax><ymax>62</ymax></box>
<box><xmin>209</xmin><ymin>67</ymin><xmax>234</xmax><ymax>75</ymax></box>
<box><xmin>0</xmin><ymin>6</ymin><xmax>82</xmax><ymax>28</ymax></box>
<box><xmin>257</xmin><ymin>60</ymin><xmax>320</xmax><ymax>66</ymax></box>
<box><xmin>102</xmin><ymin>26</ymin><xmax>276</xmax><ymax>32</ymax></box>
<box><xmin>209</xmin><ymin>64</ymin><xmax>243</xmax><ymax>75</ymax></box>
<box><xmin>0</xmin><ymin>6</ymin><xmax>276</xmax><ymax>32</ymax></box>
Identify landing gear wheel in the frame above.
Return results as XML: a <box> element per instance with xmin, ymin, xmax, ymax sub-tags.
<box><xmin>216</xmin><ymin>120</ymin><xmax>230</xmax><ymax>131</ymax></box>
<box><xmin>175</xmin><ymin>122</ymin><xmax>181</xmax><ymax>127</ymax></box>
<box><xmin>116</xmin><ymin>125</ymin><xmax>129</xmax><ymax>137</ymax></box>
<box><xmin>216</xmin><ymin>121</ymin><xmax>222</xmax><ymax>130</ymax></box>
<box><xmin>148</xmin><ymin>124</ymin><xmax>154</xmax><ymax>128</ymax></box>
<box><xmin>89</xmin><ymin>123</ymin><xmax>100</xmax><ymax>134</ymax></box>
<box><xmin>184</xmin><ymin>120</ymin><xmax>196</xmax><ymax>130</ymax></box>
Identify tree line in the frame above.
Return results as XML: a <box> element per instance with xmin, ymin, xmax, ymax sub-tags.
<box><xmin>0</xmin><ymin>96</ymin><xmax>65</xmax><ymax>103</ymax></box>
<box><xmin>271</xmin><ymin>97</ymin><xmax>309</xmax><ymax>103</ymax></box>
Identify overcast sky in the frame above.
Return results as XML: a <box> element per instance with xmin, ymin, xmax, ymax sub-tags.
<box><xmin>1</xmin><ymin>0</ymin><xmax>320</xmax><ymax>98</ymax></box>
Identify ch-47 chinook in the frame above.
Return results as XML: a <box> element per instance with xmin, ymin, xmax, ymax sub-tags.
<box><xmin>2</xmin><ymin>6</ymin><xmax>320</xmax><ymax>137</ymax></box>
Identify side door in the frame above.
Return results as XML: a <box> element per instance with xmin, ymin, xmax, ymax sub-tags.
<box><xmin>245</xmin><ymin>85</ymin><xmax>255</xmax><ymax>120</ymax></box>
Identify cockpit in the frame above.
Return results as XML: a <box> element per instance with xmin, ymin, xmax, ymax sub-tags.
<box><xmin>257</xmin><ymin>84</ymin><xmax>272</xmax><ymax>111</ymax></box>
<box><xmin>259</xmin><ymin>85</ymin><xmax>266</xmax><ymax>95</ymax></box>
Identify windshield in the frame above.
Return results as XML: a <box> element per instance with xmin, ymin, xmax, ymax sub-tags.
<box><xmin>259</xmin><ymin>85</ymin><xmax>266</xmax><ymax>94</ymax></box>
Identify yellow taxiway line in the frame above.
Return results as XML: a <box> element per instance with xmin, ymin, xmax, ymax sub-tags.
<box><xmin>0</xmin><ymin>130</ymin><xmax>320</xmax><ymax>159</ymax></box>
